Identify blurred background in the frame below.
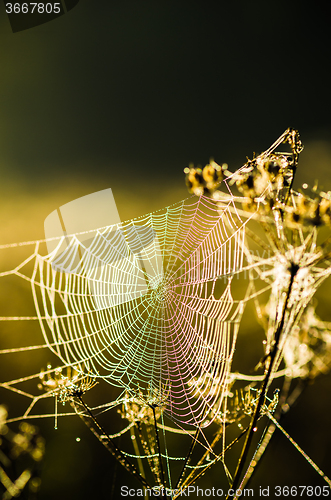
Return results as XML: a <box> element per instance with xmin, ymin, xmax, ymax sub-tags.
<box><xmin>0</xmin><ymin>1</ymin><xmax>331</xmax><ymax>498</ymax></box>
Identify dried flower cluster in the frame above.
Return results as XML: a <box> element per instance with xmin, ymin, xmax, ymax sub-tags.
<box><xmin>184</xmin><ymin>160</ymin><xmax>225</xmax><ymax>196</ymax></box>
<box><xmin>38</xmin><ymin>364</ymin><xmax>97</xmax><ymax>403</ymax></box>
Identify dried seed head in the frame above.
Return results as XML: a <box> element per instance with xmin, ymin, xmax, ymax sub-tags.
<box><xmin>38</xmin><ymin>364</ymin><xmax>97</xmax><ymax>402</ymax></box>
<box><xmin>185</xmin><ymin>161</ymin><xmax>223</xmax><ymax>195</ymax></box>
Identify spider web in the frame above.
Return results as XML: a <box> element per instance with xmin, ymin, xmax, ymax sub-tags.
<box><xmin>2</xmin><ymin>130</ymin><xmax>331</xmax><ymax>498</ymax></box>
<box><xmin>0</xmin><ymin>175</ymin><xmax>259</xmax><ymax>428</ymax></box>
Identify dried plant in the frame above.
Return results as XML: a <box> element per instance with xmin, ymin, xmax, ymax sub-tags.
<box><xmin>1</xmin><ymin>129</ymin><xmax>331</xmax><ymax>498</ymax></box>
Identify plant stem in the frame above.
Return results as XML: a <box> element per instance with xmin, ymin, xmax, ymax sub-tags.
<box><xmin>226</xmin><ymin>262</ymin><xmax>298</xmax><ymax>499</ymax></box>
<box><xmin>242</xmin><ymin>378</ymin><xmax>307</xmax><ymax>490</ymax></box>
<box><xmin>71</xmin><ymin>396</ymin><xmax>151</xmax><ymax>490</ymax></box>
<box><xmin>174</xmin><ymin>427</ymin><xmax>200</xmax><ymax>489</ymax></box>
<box><xmin>175</xmin><ymin>426</ymin><xmax>249</xmax><ymax>499</ymax></box>
<box><xmin>151</xmin><ymin>406</ymin><xmax>168</xmax><ymax>497</ymax></box>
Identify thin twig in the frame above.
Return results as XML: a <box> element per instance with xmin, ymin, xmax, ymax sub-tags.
<box><xmin>178</xmin><ymin>427</ymin><xmax>223</xmax><ymax>491</ymax></box>
<box><xmin>151</xmin><ymin>406</ymin><xmax>167</xmax><ymax>497</ymax></box>
<box><xmin>174</xmin><ymin>427</ymin><xmax>200</xmax><ymax>489</ymax></box>
<box><xmin>227</xmin><ymin>262</ymin><xmax>298</xmax><ymax>498</ymax></box>
<box><xmin>242</xmin><ymin>378</ymin><xmax>307</xmax><ymax>490</ymax></box>
<box><xmin>71</xmin><ymin>396</ymin><xmax>151</xmax><ymax>489</ymax></box>
<box><xmin>267</xmin><ymin>412</ymin><xmax>331</xmax><ymax>487</ymax></box>
<box><xmin>136</xmin><ymin>420</ymin><xmax>160</xmax><ymax>486</ymax></box>
<box><xmin>174</xmin><ymin>426</ymin><xmax>249</xmax><ymax>499</ymax></box>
